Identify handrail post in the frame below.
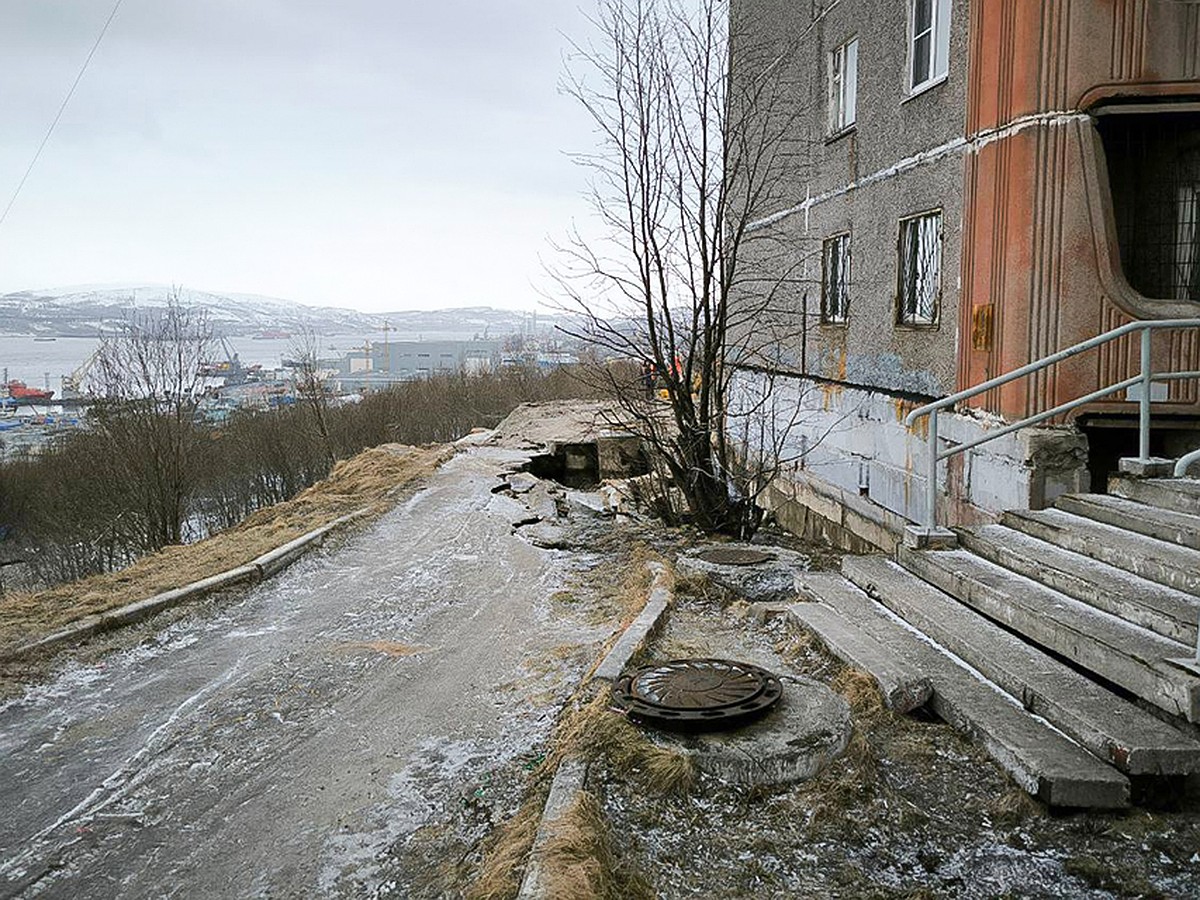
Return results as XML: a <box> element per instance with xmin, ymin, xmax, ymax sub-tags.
<box><xmin>1139</xmin><ymin>326</ymin><xmax>1152</xmax><ymax>462</ymax></box>
<box><xmin>926</xmin><ymin>410</ymin><xmax>938</xmax><ymax>528</ymax></box>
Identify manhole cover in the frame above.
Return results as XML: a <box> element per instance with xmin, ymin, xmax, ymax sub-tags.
<box><xmin>613</xmin><ymin>658</ymin><xmax>784</xmax><ymax>731</ymax></box>
<box><xmin>695</xmin><ymin>547</ymin><xmax>775</xmax><ymax>567</ymax></box>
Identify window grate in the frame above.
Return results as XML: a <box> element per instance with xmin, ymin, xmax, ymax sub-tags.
<box><xmin>822</xmin><ymin>233</ymin><xmax>851</xmax><ymax>323</ymax></box>
<box><xmin>898</xmin><ymin>211</ymin><xmax>941</xmax><ymax>325</ymax></box>
<box><xmin>1099</xmin><ymin>110</ymin><xmax>1200</xmax><ymax>303</ymax></box>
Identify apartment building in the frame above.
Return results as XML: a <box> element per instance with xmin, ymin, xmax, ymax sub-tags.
<box><xmin>732</xmin><ymin>0</ymin><xmax>1200</xmax><ymax>548</ymax></box>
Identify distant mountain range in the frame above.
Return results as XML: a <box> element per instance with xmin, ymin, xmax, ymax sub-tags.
<box><xmin>0</xmin><ymin>284</ymin><xmax>575</xmax><ymax>339</ymax></box>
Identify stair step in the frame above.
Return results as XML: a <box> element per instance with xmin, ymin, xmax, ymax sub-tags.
<box><xmin>787</xmin><ymin>570</ymin><xmax>1128</xmax><ymax>808</ymax></box>
<box><xmin>1057</xmin><ymin>492</ymin><xmax>1200</xmax><ymax>551</ymax></box>
<box><xmin>1111</xmin><ymin>477</ymin><xmax>1200</xmax><ymax>516</ymax></box>
<box><xmin>897</xmin><ymin>547</ymin><xmax>1200</xmax><ymax>723</ymax></box>
<box><xmin>790</xmin><ymin>575</ymin><xmax>932</xmax><ymax>713</ymax></box>
<box><xmin>843</xmin><ymin>556</ymin><xmax>1200</xmax><ymax>776</ymax></box>
<box><xmin>958</xmin><ymin>524</ymin><xmax>1200</xmax><ymax>646</ymax></box>
<box><xmin>1002</xmin><ymin>508</ymin><xmax>1200</xmax><ymax>595</ymax></box>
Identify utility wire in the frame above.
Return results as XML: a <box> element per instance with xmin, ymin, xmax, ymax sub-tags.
<box><xmin>0</xmin><ymin>0</ymin><xmax>125</xmax><ymax>231</ymax></box>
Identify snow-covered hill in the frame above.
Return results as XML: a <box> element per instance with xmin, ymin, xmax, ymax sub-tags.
<box><xmin>0</xmin><ymin>284</ymin><xmax>570</xmax><ymax>339</ymax></box>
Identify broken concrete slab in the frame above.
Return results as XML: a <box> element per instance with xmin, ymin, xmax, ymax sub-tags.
<box><xmin>1002</xmin><ymin>507</ymin><xmax>1200</xmax><ymax>595</ymax></box>
<box><xmin>898</xmin><ymin>547</ymin><xmax>1200</xmax><ymax>723</ymax></box>
<box><xmin>958</xmin><ymin>523</ymin><xmax>1200</xmax><ymax>646</ymax></box>
<box><xmin>791</xmin><ymin>572</ymin><xmax>1129</xmax><ymax>808</ymax></box>
<box><xmin>845</xmin><ymin>556</ymin><xmax>1200</xmax><ymax>777</ymax></box>
<box><xmin>790</xmin><ymin>577</ymin><xmax>932</xmax><ymax>713</ymax></box>
<box><xmin>676</xmin><ymin>543</ymin><xmax>809</xmax><ymax>604</ymax></box>
<box><xmin>1118</xmin><ymin>457</ymin><xmax>1176</xmax><ymax>478</ymax></box>
<box><xmin>593</xmin><ymin>563</ymin><xmax>674</xmax><ymax>684</ymax></box>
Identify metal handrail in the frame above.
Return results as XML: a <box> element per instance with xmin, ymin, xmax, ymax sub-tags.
<box><xmin>904</xmin><ymin>318</ymin><xmax>1200</xmax><ymax>529</ymax></box>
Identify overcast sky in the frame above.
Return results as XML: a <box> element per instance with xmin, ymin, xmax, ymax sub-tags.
<box><xmin>0</xmin><ymin>0</ymin><xmax>601</xmax><ymax>313</ymax></box>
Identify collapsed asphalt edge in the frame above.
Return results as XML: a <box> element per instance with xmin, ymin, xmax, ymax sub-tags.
<box><xmin>517</xmin><ymin>561</ymin><xmax>674</xmax><ymax>900</ymax></box>
<box><xmin>0</xmin><ymin>508</ymin><xmax>372</xmax><ymax>663</ymax></box>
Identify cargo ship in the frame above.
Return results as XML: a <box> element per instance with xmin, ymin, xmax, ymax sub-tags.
<box><xmin>4</xmin><ymin>380</ymin><xmax>55</xmax><ymax>402</ymax></box>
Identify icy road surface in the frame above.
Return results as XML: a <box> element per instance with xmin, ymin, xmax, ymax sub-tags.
<box><xmin>0</xmin><ymin>448</ymin><xmax>600</xmax><ymax>898</ymax></box>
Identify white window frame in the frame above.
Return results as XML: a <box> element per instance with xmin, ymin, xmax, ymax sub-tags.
<box><xmin>828</xmin><ymin>37</ymin><xmax>858</xmax><ymax>135</ymax></box>
<box><xmin>897</xmin><ymin>210</ymin><xmax>942</xmax><ymax>326</ymax></box>
<box><xmin>821</xmin><ymin>233</ymin><xmax>851</xmax><ymax>324</ymax></box>
<box><xmin>909</xmin><ymin>0</ymin><xmax>951</xmax><ymax>95</ymax></box>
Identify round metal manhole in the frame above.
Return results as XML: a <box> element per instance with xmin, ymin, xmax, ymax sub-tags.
<box><xmin>695</xmin><ymin>547</ymin><xmax>776</xmax><ymax>567</ymax></box>
<box><xmin>613</xmin><ymin>658</ymin><xmax>784</xmax><ymax>731</ymax></box>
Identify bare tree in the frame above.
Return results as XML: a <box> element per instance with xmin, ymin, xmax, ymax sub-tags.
<box><xmin>287</xmin><ymin>328</ymin><xmax>336</xmax><ymax>468</ymax></box>
<box><xmin>90</xmin><ymin>292</ymin><xmax>214</xmax><ymax>549</ymax></box>
<box><xmin>555</xmin><ymin>0</ymin><xmax>814</xmax><ymax>535</ymax></box>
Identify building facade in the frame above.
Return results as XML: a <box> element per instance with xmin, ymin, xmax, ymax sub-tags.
<box><xmin>733</xmin><ymin>0</ymin><xmax>1200</xmax><ymax>548</ymax></box>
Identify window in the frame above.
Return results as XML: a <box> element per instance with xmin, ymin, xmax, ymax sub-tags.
<box><xmin>828</xmin><ymin>38</ymin><xmax>858</xmax><ymax>134</ymax></box>
<box><xmin>910</xmin><ymin>0</ymin><xmax>951</xmax><ymax>93</ymax></box>
<box><xmin>897</xmin><ymin>211</ymin><xmax>942</xmax><ymax>325</ymax></box>
<box><xmin>822</xmin><ymin>233</ymin><xmax>851</xmax><ymax>323</ymax></box>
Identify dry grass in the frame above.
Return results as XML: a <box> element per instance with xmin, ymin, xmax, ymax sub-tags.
<box><xmin>537</xmin><ymin>792</ymin><xmax>653</xmax><ymax>900</ymax></box>
<box><xmin>989</xmin><ymin>786</ymin><xmax>1047</xmax><ymax>826</ymax></box>
<box><xmin>340</xmin><ymin>641</ymin><xmax>432</xmax><ymax>658</ymax></box>
<box><xmin>466</xmin><ymin>790</ymin><xmax>547</xmax><ymax>900</ymax></box>
<box><xmin>555</xmin><ymin>690</ymin><xmax>696</xmax><ymax>797</ymax></box>
<box><xmin>0</xmin><ymin>443</ymin><xmax>451</xmax><ymax>650</ymax></box>
<box><xmin>831</xmin><ymin>667</ymin><xmax>888</xmax><ymax>720</ymax></box>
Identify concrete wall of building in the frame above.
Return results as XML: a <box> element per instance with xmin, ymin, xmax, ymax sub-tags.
<box><xmin>360</xmin><ymin>340</ymin><xmax>502</xmax><ymax>379</ymax></box>
<box><xmin>733</xmin><ymin>0</ymin><xmax>972</xmax><ymax>398</ymax></box>
<box><xmin>737</xmin><ymin>368</ymin><xmax>1090</xmax><ymax>539</ymax></box>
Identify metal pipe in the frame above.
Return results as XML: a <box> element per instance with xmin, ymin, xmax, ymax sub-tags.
<box><xmin>1175</xmin><ymin>447</ymin><xmax>1200</xmax><ymax>478</ymax></box>
<box><xmin>1140</xmin><ymin>327</ymin><xmax>1153</xmax><ymax>461</ymax></box>
<box><xmin>926</xmin><ymin>411</ymin><xmax>938</xmax><ymax>528</ymax></box>
<box><xmin>904</xmin><ymin>318</ymin><xmax>1200</xmax><ymax>428</ymax></box>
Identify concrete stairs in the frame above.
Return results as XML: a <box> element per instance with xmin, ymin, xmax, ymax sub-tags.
<box><xmin>789</xmin><ymin>475</ymin><xmax>1200</xmax><ymax>810</ymax></box>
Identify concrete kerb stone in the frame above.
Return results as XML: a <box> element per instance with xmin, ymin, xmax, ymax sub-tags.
<box><xmin>592</xmin><ymin>561</ymin><xmax>675</xmax><ymax>684</ymax></box>
<box><xmin>0</xmin><ymin>508</ymin><xmax>373</xmax><ymax>663</ymax></box>
<box><xmin>515</xmin><ymin>758</ymin><xmax>589</xmax><ymax>900</ymax></box>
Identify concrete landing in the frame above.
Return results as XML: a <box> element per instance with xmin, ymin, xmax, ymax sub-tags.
<box><xmin>1057</xmin><ymin>492</ymin><xmax>1200</xmax><ymax>552</ymax></box>
<box><xmin>787</xmin><ymin>572</ymin><xmax>1129</xmax><ymax>809</ymax></box>
<box><xmin>651</xmin><ymin>677</ymin><xmax>851</xmax><ymax>787</ymax></box>
<box><xmin>845</xmin><ymin>556</ymin><xmax>1200</xmax><ymax>777</ymax></box>
<box><xmin>958</xmin><ymin>524</ymin><xmax>1200</xmax><ymax>646</ymax></box>
<box><xmin>899</xmin><ymin>547</ymin><xmax>1200</xmax><ymax>723</ymax></box>
<box><xmin>1111</xmin><ymin>476</ymin><xmax>1200</xmax><ymax>517</ymax></box>
<box><xmin>1002</xmin><ymin>508</ymin><xmax>1200</xmax><ymax>595</ymax></box>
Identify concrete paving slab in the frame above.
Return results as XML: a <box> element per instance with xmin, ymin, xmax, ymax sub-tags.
<box><xmin>788</xmin><ymin>569</ymin><xmax>1129</xmax><ymax>808</ymax></box>
<box><xmin>898</xmin><ymin>547</ymin><xmax>1200</xmax><ymax>723</ymax></box>
<box><xmin>1057</xmin><ymin>492</ymin><xmax>1200</xmax><ymax>551</ymax></box>
<box><xmin>1003</xmin><ymin>508</ymin><xmax>1200</xmax><ymax>595</ymax></box>
<box><xmin>844</xmin><ymin>556</ymin><xmax>1200</xmax><ymax>776</ymax></box>
<box><xmin>958</xmin><ymin>524</ymin><xmax>1200</xmax><ymax>646</ymax></box>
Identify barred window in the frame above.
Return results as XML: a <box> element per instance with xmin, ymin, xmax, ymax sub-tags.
<box><xmin>822</xmin><ymin>233</ymin><xmax>851</xmax><ymax>323</ymax></box>
<box><xmin>898</xmin><ymin>211</ymin><xmax>941</xmax><ymax>325</ymax></box>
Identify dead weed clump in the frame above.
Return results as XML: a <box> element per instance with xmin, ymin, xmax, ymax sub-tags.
<box><xmin>466</xmin><ymin>790</ymin><xmax>547</xmax><ymax>900</ymax></box>
<box><xmin>0</xmin><ymin>443</ymin><xmax>450</xmax><ymax>651</ymax></box>
<box><xmin>555</xmin><ymin>691</ymin><xmax>696</xmax><ymax>797</ymax></box>
<box><xmin>537</xmin><ymin>792</ymin><xmax>653</xmax><ymax>900</ymax></box>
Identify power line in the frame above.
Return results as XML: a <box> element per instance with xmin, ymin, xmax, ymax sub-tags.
<box><xmin>0</xmin><ymin>0</ymin><xmax>125</xmax><ymax>231</ymax></box>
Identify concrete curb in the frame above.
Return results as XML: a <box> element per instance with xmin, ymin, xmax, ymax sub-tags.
<box><xmin>1</xmin><ymin>508</ymin><xmax>372</xmax><ymax>663</ymax></box>
<box><xmin>517</xmin><ymin>561</ymin><xmax>675</xmax><ymax>900</ymax></box>
<box><xmin>515</xmin><ymin>758</ymin><xmax>589</xmax><ymax>900</ymax></box>
<box><xmin>592</xmin><ymin>561</ymin><xmax>673</xmax><ymax>683</ymax></box>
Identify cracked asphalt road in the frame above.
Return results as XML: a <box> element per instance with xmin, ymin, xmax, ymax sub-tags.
<box><xmin>0</xmin><ymin>446</ymin><xmax>610</xmax><ymax>899</ymax></box>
